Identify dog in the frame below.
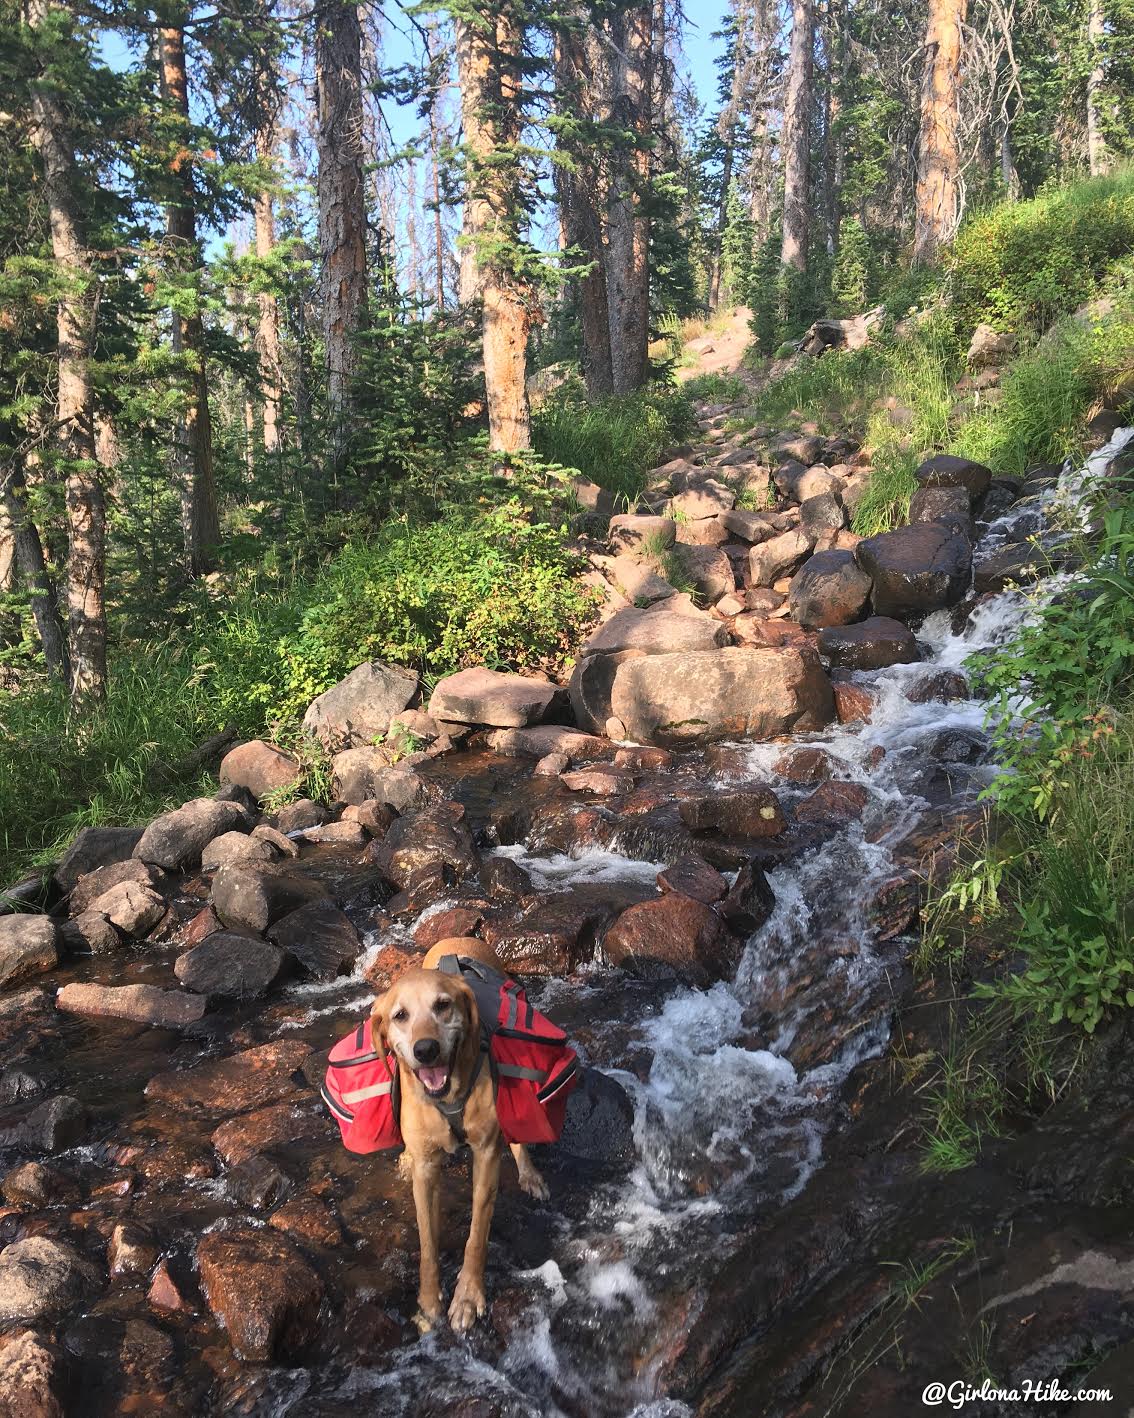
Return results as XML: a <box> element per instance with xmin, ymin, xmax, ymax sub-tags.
<box><xmin>369</xmin><ymin>936</ymin><xmax>549</xmax><ymax>1332</ymax></box>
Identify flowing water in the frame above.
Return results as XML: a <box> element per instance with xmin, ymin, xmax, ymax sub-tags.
<box><xmin>5</xmin><ymin>429</ymin><xmax>1132</xmax><ymax>1417</ymax></box>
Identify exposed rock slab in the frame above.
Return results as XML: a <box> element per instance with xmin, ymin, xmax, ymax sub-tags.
<box><xmin>56</xmin><ymin>982</ymin><xmax>207</xmax><ymax>1028</ymax></box>
<box><xmin>219</xmin><ymin>740</ymin><xmax>302</xmax><ymax>799</ymax></box>
<box><xmin>145</xmin><ymin>1040</ymin><xmax>311</xmax><ymax>1115</ymax></box>
<box><xmin>196</xmin><ymin>1228</ymin><xmax>323</xmax><ymax>1362</ymax></box>
<box><xmin>0</xmin><ymin>916</ymin><xmax>58</xmax><ymax>990</ymax></box>
<box><xmin>428</xmin><ymin>668</ymin><xmax>559</xmax><ymax>728</ymax></box>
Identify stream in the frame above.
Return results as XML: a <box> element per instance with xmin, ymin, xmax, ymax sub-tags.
<box><xmin>3</xmin><ymin>427</ymin><xmax>1132</xmax><ymax>1417</ymax></box>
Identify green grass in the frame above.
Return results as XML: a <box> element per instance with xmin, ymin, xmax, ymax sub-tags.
<box><xmin>681</xmin><ymin>372</ymin><xmax>749</xmax><ymax>404</ymax></box>
<box><xmin>531</xmin><ymin>383</ymin><xmax>697</xmax><ymax>505</ymax></box>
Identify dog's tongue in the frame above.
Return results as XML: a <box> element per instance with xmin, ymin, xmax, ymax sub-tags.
<box><xmin>418</xmin><ymin>1065</ymin><xmax>449</xmax><ymax>1093</ymax></box>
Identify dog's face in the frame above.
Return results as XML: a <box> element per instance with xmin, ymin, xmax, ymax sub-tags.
<box><xmin>372</xmin><ymin>968</ymin><xmax>477</xmax><ymax>1100</ymax></box>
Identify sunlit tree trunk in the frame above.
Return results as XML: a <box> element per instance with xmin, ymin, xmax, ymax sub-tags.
<box><xmin>710</xmin><ymin>0</ymin><xmax>750</xmax><ymax>310</ymax></box>
<box><xmin>159</xmin><ymin>16</ymin><xmax>219</xmax><ymax>575</ymax></box>
<box><xmin>454</xmin><ymin>6</ymin><xmax>531</xmax><ymax>452</ymax></box>
<box><xmin>254</xmin><ymin>55</ymin><xmax>284</xmax><ymax>458</ymax></box>
<box><xmin>780</xmin><ymin>0</ymin><xmax>814</xmax><ymax>272</ymax></box>
<box><xmin>606</xmin><ymin>0</ymin><xmax>653</xmax><ymax>394</ymax></box>
<box><xmin>912</xmin><ymin>0</ymin><xmax>966</xmax><ymax>266</ymax></box>
<box><xmin>427</xmin><ymin>22</ymin><xmax>446</xmax><ymax>310</ymax></box>
<box><xmin>1086</xmin><ymin>0</ymin><xmax>1109</xmax><ymax>176</ymax></box>
<box><xmin>25</xmin><ymin>0</ymin><xmax>104</xmax><ymax>703</ymax></box>
<box><xmin>315</xmin><ymin>0</ymin><xmax>367</xmax><ymax>476</ymax></box>
<box><xmin>0</xmin><ymin>463</ymin><xmax>69</xmax><ymax>682</ymax></box>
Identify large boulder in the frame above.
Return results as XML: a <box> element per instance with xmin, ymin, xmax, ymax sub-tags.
<box><xmin>68</xmin><ymin>858</ymin><xmax>163</xmax><ymax>916</ymax></box>
<box><xmin>200</xmin><ymin>831</ymin><xmax>277</xmax><ymax>873</ymax></box>
<box><xmin>749</xmin><ymin>529</ymin><xmax>814</xmax><ymax>588</ymax></box>
<box><xmin>219</xmin><ymin>741</ymin><xmax>302</xmax><ymax>800</ymax></box>
<box><xmin>53</xmin><ymin>825</ymin><xmax>143</xmax><ymax>892</ymax></box>
<box><xmin>211</xmin><ymin>862</ymin><xmax>328</xmax><ymax>934</ymax></box>
<box><xmin>175</xmin><ymin>934</ymin><xmax>287</xmax><ymax>998</ymax></box>
<box><xmin>56</xmin><ymin>982</ymin><xmax>207</xmax><ymax>1029</ymax></box>
<box><xmin>677</xmin><ymin>544</ymin><xmax>735</xmax><ymax>602</ymax></box>
<box><xmin>577</xmin><ymin>604</ymin><xmax>728</xmax><ymax>659</ymax></box>
<box><xmin>908</xmin><ymin>484</ymin><xmax>972</xmax><ymax>530</ymax></box>
<box><xmin>972</xmin><ymin>542</ymin><xmax>1046</xmax><ymax>594</ymax></box>
<box><xmin>679</xmin><ymin>789</ymin><xmax>787</xmax><ymax>839</ymax></box>
<box><xmin>721</xmin><ymin>509</ymin><xmax>777</xmax><ymax>543</ymax></box>
<box><xmin>301</xmin><ymin>661</ymin><xmax>419</xmax><ymax>750</ymax></box>
<box><xmin>818</xmin><ymin>616</ymin><xmax>921</xmax><ymax>670</ymax></box>
<box><xmin>329</xmin><ymin>746</ymin><xmax>394</xmax><ymax>806</ymax></box>
<box><xmin>0</xmin><ymin>917</ymin><xmax>58</xmax><ymax>990</ymax></box>
<box><xmin>913</xmin><ymin>453</ymin><xmax>992</xmax><ymax>503</ymax></box>
<box><xmin>196</xmin><ymin>1228</ymin><xmax>323</xmax><ymax>1362</ymax></box>
<box><xmin>666</xmin><ymin>478</ymin><xmax>735</xmax><ymax>521</ymax></box>
<box><xmin>601</xmin><ymin>555</ymin><xmax>675</xmax><ymax>605</ymax></box>
<box><xmin>855</xmin><ymin>523</ymin><xmax>972</xmax><ymax>620</ymax></box>
<box><xmin>428</xmin><ymin>668</ymin><xmax>560</xmax><ymax>729</ymax></box>
<box><xmin>134</xmin><ymin>799</ymin><xmax>249</xmax><ymax>872</ymax></box>
<box><xmin>0</xmin><ymin>1237</ymin><xmax>99</xmax><ymax>1323</ymax></box>
<box><xmin>608</xmin><ymin>645</ymin><xmax>835</xmax><ymax>747</ymax></box>
<box><xmin>770</xmin><ymin>432</ymin><xmax>823</xmax><ymax>465</ymax></box>
<box><xmin>368</xmin><ymin>804</ymin><xmax>478</xmax><ymax>890</ymax></box>
<box><xmin>268</xmin><ymin>899</ymin><xmax>362</xmax><ymax>980</ymax></box>
<box><xmin>608</xmin><ymin>514</ymin><xmax>676</xmax><ymax>554</ymax></box>
<box><xmin>603</xmin><ymin>895</ymin><xmax>739</xmax><ymax>986</ymax></box>
<box><xmin>967</xmin><ymin>323</ymin><xmax>1016</xmax><ymax>368</ymax></box>
<box><xmin>788</xmin><ymin>550</ymin><xmax>872</xmax><ymax>629</ymax></box>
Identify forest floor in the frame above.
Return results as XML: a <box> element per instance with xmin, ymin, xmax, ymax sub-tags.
<box><xmin>674</xmin><ymin>305</ymin><xmax>758</xmax><ymax>384</ymax></box>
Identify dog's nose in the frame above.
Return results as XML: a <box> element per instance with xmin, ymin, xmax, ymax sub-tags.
<box><xmin>413</xmin><ymin>1038</ymin><xmax>441</xmax><ymax>1064</ymax></box>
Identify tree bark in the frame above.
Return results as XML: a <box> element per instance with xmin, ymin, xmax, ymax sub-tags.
<box><xmin>315</xmin><ymin>0</ymin><xmax>367</xmax><ymax>476</ymax></box>
<box><xmin>1086</xmin><ymin>0</ymin><xmax>1108</xmax><ymax>176</ymax></box>
<box><xmin>427</xmin><ymin>23</ymin><xmax>446</xmax><ymax>310</ymax></box>
<box><xmin>606</xmin><ymin>0</ymin><xmax>653</xmax><ymax>395</ymax></box>
<box><xmin>912</xmin><ymin>0</ymin><xmax>966</xmax><ymax>266</ymax></box>
<box><xmin>454</xmin><ymin>7</ymin><xmax>532</xmax><ymax>451</ymax></box>
<box><xmin>780</xmin><ymin>0</ymin><xmax>814</xmax><ymax>272</ymax></box>
<box><xmin>710</xmin><ymin>1</ymin><xmax>750</xmax><ymax>310</ymax></box>
<box><xmin>159</xmin><ymin>17</ymin><xmax>220</xmax><ymax>575</ymax></box>
<box><xmin>0</xmin><ymin>464</ymin><xmax>69</xmax><ymax>681</ymax></box>
<box><xmin>25</xmin><ymin>0</ymin><xmax>105</xmax><ymax>703</ymax></box>
<box><xmin>254</xmin><ymin>56</ymin><xmax>284</xmax><ymax>457</ymax></box>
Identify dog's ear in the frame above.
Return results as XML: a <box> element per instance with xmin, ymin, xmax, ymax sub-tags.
<box><xmin>370</xmin><ymin>988</ymin><xmax>391</xmax><ymax>1053</ymax></box>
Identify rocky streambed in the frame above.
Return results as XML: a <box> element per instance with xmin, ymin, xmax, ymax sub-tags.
<box><xmin>2</xmin><ymin>420</ymin><xmax>1133</xmax><ymax>1417</ymax></box>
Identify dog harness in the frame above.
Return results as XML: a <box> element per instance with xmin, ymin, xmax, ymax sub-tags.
<box><xmin>321</xmin><ymin>955</ymin><xmax>580</xmax><ymax>1153</ymax></box>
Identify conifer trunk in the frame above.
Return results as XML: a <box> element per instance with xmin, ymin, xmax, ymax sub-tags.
<box><xmin>159</xmin><ymin>17</ymin><xmax>219</xmax><ymax>574</ymax></box>
<box><xmin>25</xmin><ymin>0</ymin><xmax>105</xmax><ymax>703</ymax></box>
<box><xmin>780</xmin><ymin>0</ymin><xmax>814</xmax><ymax>272</ymax></box>
<box><xmin>912</xmin><ymin>0</ymin><xmax>966</xmax><ymax>266</ymax></box>
<box><xmin>606</xmin><ymin>0</ymin><xmax>653</xmax><ymax>395</ymax></box>
<box><xmin>0</xmin><ymin>464</ymin><xmax>69</xmax><ymax>682</ymax></box>
<box><xmin>254</xmin><ymin>58</ymin><xmax>283</xmax><ymax>457</ymax></box>
<box><xmin>1086</xmin><ymin>0</ymin><xmax>1108</xmax><ymax>176</ymax></box>
<box><xmin>454</xmin><ymin>7</ymin><xmax>532</xmax><ymax>452</ymax></box>
<box><xmin>315</xmin><ymin>0</ymin><xmax>367</xmax><ymax>476</ymax></box>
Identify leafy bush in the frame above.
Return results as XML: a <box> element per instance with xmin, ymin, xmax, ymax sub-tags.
<box><xmin>950</xmin><ymin>169</ymin><xmax>1134</xmax><ymax>334</ymax></box>
<box><xmin>531</xmin><ymin>383</ymin><xmax>697</xmax><ymax>504</ymax></box>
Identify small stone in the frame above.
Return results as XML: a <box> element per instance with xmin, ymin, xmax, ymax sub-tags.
<box><xmin>201</xmin><ymin>831</ymin><xmax>277</xmax><ymax>872</ymax></box>
<box><xmin>144</xmin><ymin>1040</ymin><xmax>311</xmax><ymax>1116</ymax></box>
<box><xmin>226</xmin><ymin>1154</ymin><xmax>291</xmax><ymax>1211</ymax></box>
<box><xmin>147</xmin><ymin>1260</ymin><xmax>189</xmax><ymax>1312</ymax></box>
<box><xmin>833</xmin><ymin>681</ymin><xmax>877</xmax><ymax>723</ymax></box>
<box><xmin>480</xmin><ymin>856</ymin><xmax>533</xmax><ymax>901</ymax></box>
<box><xmin>59</xmin><ymin>911</ymin><xmax>120</xmax><ymax>956</ymax></box>
<box><xmin>211</xmin><ymin>1101</ymin><xmax>330</xmax><ymax>1167</ymax></box>
<box><xmin>533</xmin><ymin>751</ymin><xmax>570</xmax><ymax>777</ymax></box>
<box><xmin>339</xmin><ymin>801</ymin><xmax>395</xmax><ymax>837</ymax></box>
<box><xmin>818</xmin><ymin>616</ymin><xmax>920</xmax><ymax>670</ymax></box>
<box><xmin>17</xmin><ymin>1095</ymin><xmax>87</xmax><ymax>1153</ymax></box>
<box><xmin>794</xmin><ymin>781</ymin><xmax>870</xmax><ymax>824</ymax></box>
<box><xmin>87</xmin><ymin>880</ymin><xmax>166</xmax><ymax>938</ymax></box>
<box><xmin>301</xmin><ymin>820</ymin><xmax>368</xmax><ymax>846</ymax></box>
<box><xmin>133</xmin><ymin>798</ymin><xmax>249</xmax><ymax>872</ymax></box>
<box><xmin>108</xmin><ymin>1224</ymin><xmax>158</xmax><ymax>1278</ymax></box>
<box><xmin>679</xmin><ymin>789</ymin><xmax>787</xmax><ymax>839</ymax></box>
<box><xmin>608</xmin><ymin>514</ymin><xmax>676</xmax><ymax>554</ymax></box>
<box><xmin>560</xmin><ymin>767</ymin><xmax>633</xmax><ymax>796</ymax></box>
<box><xmin>604</xmin><ymin>896</ymin><xmax>739</xmax><ymax>986</ymax></box>
<box><xmin>68</xmin><ymin>858</ymin><xmax>162</xmax><ymax>916</ymax></box>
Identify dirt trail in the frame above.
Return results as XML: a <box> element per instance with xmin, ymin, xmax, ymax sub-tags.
<box><xmin>674</xmin><ymin>306</ymin><xmax>756</xmax><ymax>384</ymax></box>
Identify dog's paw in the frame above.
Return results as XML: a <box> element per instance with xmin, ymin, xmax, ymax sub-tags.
<box><xmin>518</xmin><ymin>1167</ymin><xmax>550</xmax><ymax>1201</ymax></box>
<box><xmin>448</xmin><ymin>1271</ymin><xmax>487</xmax><ymax>1332</ymax></box>
<box><xmin>414</xmin><ymin>1296</ymin><xmax>444</xmax><ymax>1335</ymax></box>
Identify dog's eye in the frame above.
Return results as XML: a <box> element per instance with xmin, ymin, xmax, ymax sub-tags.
<box><xmin>433</xmin><ymin>998</ymin><xmax>452</xmax><ymax>1014</ymax></box>
<box><xmin>391</xmin><ymin>1008</ymin><xmax>409</xmax><ymax>1023</ymax></box>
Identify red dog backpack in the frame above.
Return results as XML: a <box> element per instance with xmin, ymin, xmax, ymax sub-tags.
<box><xmin>321</xmin><ymin>955</ymin><xmax>579</xmax><ymax>1152</ymax></box>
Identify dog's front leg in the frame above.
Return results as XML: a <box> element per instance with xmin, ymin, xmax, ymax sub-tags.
<box><xmin>410</xmin><ymin>1153</ymin><xmax>444</xmax><ymax>1330</ymax></box>
<box><xmin>448</xmin><ymin>1141</ymin><xmax>501</xmax><ymax>1332</ymax></box>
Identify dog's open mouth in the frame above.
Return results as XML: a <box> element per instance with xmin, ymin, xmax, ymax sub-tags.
<box><xmin>415</xmin><ymin>1064</ymin><xmax>451</xmax><ymax>1098</ymax></box>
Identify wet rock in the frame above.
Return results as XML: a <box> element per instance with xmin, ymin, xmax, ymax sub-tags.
<box><xmin>267</xmin><ymin>898</ymin><xmax>362</xmax><ymax>980</ymax></box>
<box><xmin>748</xmin><ymin>528</ymin><xmax>813</xmax><ymax>587</ymax></box>
<box><xmin>774</xmin><ymin>746</ymin><xmax>832</xmax><ymax>782</ymax></box>
<box><xmin>657</xmin><ymin>855</ymin><xmax>728</xmax><ymax>904</ymax></box>
<box><xmin>914</xmin><ymin>451</ymin><xmax>993</xmax><ymax>502</ymax></box>
<box><xmin>275</xmin><ymin>799</ymin><xmax>327</xmax><ymax>834</ymax></box>
<box><xmin>0</xmin><ymin>1237</ymin><xmax>99</xmax><ymax>1323</ymax></box>
<box><xmin>560</xmin><ymin>766</ymin><xmax>633</xmax><ymax>796</ymax></box>
<box><xmin>578</xmin><ymin>604</ymin><xmax>728</xmax><ymax>659</ymax></box>
<box><xmin>302</xmin><ymin>820</ymin><xmax>368</xmax><ymax>846</ymax></box>
<box><xmin>219</xmin><ymin>740</ymin><xmax>302</xmax><ymax>800</ymax></box>
<box><xmin>428</xmin><ymin>668</ymin><xmax>559</xmax><ymax>729</ymax></box>
<box><xmin>86</xmin><ymin>879</ymin><xmax>165</xmax><ymax>937</ymax></box>
<box><xmin>818</xmin><ymin>616</ymin><xmax>920</xmax><ymax>669</ymax></box>
<box><xmin>302</xmin><ymin>661</ymin><xmax>420</xmax><ymax>750</ymax></box>
<box><xmin>794</xmin><ymin>780</ymin><xmax>870</xmax><ymax>824</ymax></box>
<box><xmin>211</xmin><ymin>1101</ymin><xmax>330</xmax><ymax>1166</ymax></box>
<box><xmin>56</xmin><ymin>981</ymin><xmax>207</xmax><ymax>1028</ymax></box>
<box><xmin>486</xmin><ymin>895</ymin><xmax>616</xmax><ymax>974</ymax></box>
<box><xmin>134</xmin><ymin>798</ymin><xmax>249</xmax><ymax>872</ymax></box>
<box><xmin>68</xmin><ymin>858</ymin><xmax>163</xmax><ymax>917</ymax></box>
<box><xmin>608</xmin><ymin>513</ymin><xmax>676</xmax><ymax>554</ymax></box>
<box><xmin>614</xmin><ymin>745</ymin><xmax>672</xmax><ymax>771</ymax></box>
<box><xmin>269</xmin><ymin>1196</ymin><xmax>343</xmax><ymax>1249</ymax></box>
<box><xmin>251</xmin><ymin>822</ymin><xmax>301</xmax><ymax>857</ymax></box>
<box><xmin>718</xmin><ymin>861</ymin><xmax>777</xmax><ymax>935</ymax></box>
<box><xmin>908</xmin><ymin>483</ymin><xmax>972</xmax><ymax>531</ymax></box>
<box><xmin>604</xmin><ymin>895</ymin><xmax>739</xmax><ymax>985</ymax></box>
<box><xmin>788</xmin><ymin>550</ymin><xmax>872</xmax><ymax>629</ymax></box>
<box><xmin>927</xmin><ymin>726</ymin><xmax>988</xmax><ymax>763</ymax></box>
<box><xmin>0</xmin><ymin>1330</ymin><xmax>64</xmax><ymax>1416</ymax></box>
<box><xmin>856</xmin><ymin>523</ymin><xmax>972</xmax><ymax>620</ymax></box>
<box><xmin>48</xmin><ymin>911</ymin><xmax>111</xmax><ymax>963</ymax></box>
<box><xmin>414</xmin><ymin>904</ymin><xmax>488</xmax><ymax>948</ymax></box>
<box><xmin>485</xmin><ymin>725</ymin><xmax>610</xmax><ymax>761</ymax></box>
<box><xmin>905</xmin><ymin>669</ymin><xmax>969</xmax><ymax>703</ymax></box>
<box><xmin>147</xmin><ymin>1260</ymin><xmax>190</xmax><ymax>1313</ymax></box>
<box><xmin>211</xmin><ymin>861</ymin><xmax>328</xmax><ymax>934</ymax></box>
<box><xmin>368</xmin><ymin>805</ymin><xmax>478</xmax><ymax>889</ymax></box>
<box><xmin>680</xmin><ymin>789</ymin><xmax>786</xmax><ymax>839</ymax></box>
<box><xmin>972</xmin><ymin>541</ymin><xmax>1046</xmax><ymax>594</ymax></box>
<box><xmin>201</xmin><ymin>830</ymin><xmax>277</xmax><ymax>872</ymax></box>
<box><xmin>226</xmin><ymin>1154</ymin><xmax>291</xmax><ymax>1211</ymax></box>
<box><xmin>677</xmin><ymin>544</ymin><xmax>735</xmax><ymax>601</ymax></box>
<box><xmin>145</xmin><ymin>1039</ymin><xmax>311</xmax><ymax>1116</ymax></box>
<box><xmin>2</xmin><ymin>1161</ymin><xmax>80</xmax><ymax>1208</ymax></box>
<box><xmin>480</xmin><ymin>855</ymin><xmax>533</xmax><ymax>901</ymax></box>
<box><xmin>17</xmin><ymin>1095</ymin><xmax>87</xmax><ymax>1153</ymax></box>
<box><xmin>557</xmin><ymin>1069</ymin><xmax>636</xmax><ymax>1167</ymax></box>
<box><xmin>196</xmin><ymin>1227</ymin><xmax>323</xmax><ymax>1362</ymax></box>
<box><xmin>869</xmin><ymin>873</ymin><xmax>919</xmax><ymax>939</ymax></box>
<box><xmin>174</xmin><ymin>934</ymin><xmax>287</xmax><ymax>999</ymax></box>
<box><xmin>832</xmin><ymin>679</ymin><xmax>877</xmax><ymax>723</ymax></box>
<box><xmin>0</xmin><ymin>916</ymin><xmax>58</xmax><ymax>990</ymax></box>
<box><xmin>108</xmin><ymin>1223</ymin><xmax>158</xmax><ymax>1278</ymax></box>
<box><xmin>54</xmin><ymin>825</ymin><xmax>143</xmax><ymax>893</ymax></box>
<box><xmin>609</xmin><ymin>646</ymin><xmax>834</xmax><ymax>747</ymax></box>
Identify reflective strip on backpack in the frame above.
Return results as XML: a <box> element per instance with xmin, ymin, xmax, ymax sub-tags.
<box><xmin>495</xmin><ymin>1063</ymin><xmax>545</xmax><ymax>1082</ymax></box>
<box><xmin>503</xmin><ymin>982</ymin><xmax>519</xmax><ymax>1030</ymax></box>
<box><xmin>321</xmin><ymin>1084</ymin><xmax>354</xmax><ymax>1123</ymax></box>
<box><xmin>537</xmin><ymin>1057</ymin><xmax>579</xmax><ymax>1102</ymax></box>
<box><xmin>341</xmin><ymin>1080</ymin><xmax>394</xmax><ymax>1104</ymax></box>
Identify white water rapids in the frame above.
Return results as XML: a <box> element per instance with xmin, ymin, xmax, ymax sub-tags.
<box><xmin>258</xmin><ymin>427</ymin><xmax>1133</xmax><ymax>1418</ymax></box>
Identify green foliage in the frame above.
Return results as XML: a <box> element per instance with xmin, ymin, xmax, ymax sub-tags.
<box><xmin>747</xmin><ymin>234</ymin><xmax>782</xmax><ymax>356</ymax></box>
<box><xmin>830</xmin><ymin>216</ymin><xmax>874</xmax><ymax>316</ymax></box>
<box><xmin>851</xmin><ymin>450</ymin><xmax>918</xmax><ymax>536</ymax></box>
<box><xmin>531</xmin><ymin>383</ymin><xmax>697</xmax><ymax>504</ymax></box>
<box><xmin>681</xmin><ymin>372</ymin><xmax>748</xmax><ymax>404</ymax></box>
<box><xmin>950</xmin><ymin>170</ymin><xmax>1134</xmax><ymax>334</ymax></box>
<box><xmin>718</xmin><ymin>182</ymin><xmax>754</xmax><ymax>306</ymax></box>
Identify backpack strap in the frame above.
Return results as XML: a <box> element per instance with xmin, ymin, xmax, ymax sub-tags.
<box><xmin>428</xmin><ymin>1039</ymin><xmax>488</xmax><ymax>1147</ymax></box>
